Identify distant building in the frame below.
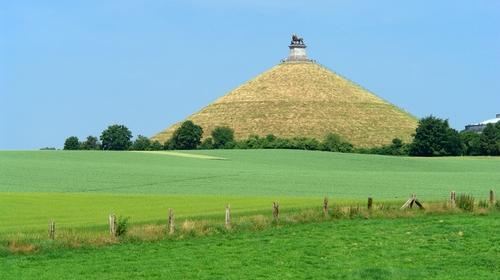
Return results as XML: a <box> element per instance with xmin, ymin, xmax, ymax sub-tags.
<box><xmin>464</xmin><ymin>114</ymin><xmax>500</xmax><ymax>132</ymax></box>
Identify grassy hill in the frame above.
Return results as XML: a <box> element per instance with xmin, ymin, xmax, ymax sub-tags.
<box><xmin>0</xmin><ymin>150</ymin><xmax>498</xmax><ymax>234</ymax></box>
<box><xmin>153</xmin><ymin>62</ymin><xmax>418</xmax><ymax>147</ymax></box>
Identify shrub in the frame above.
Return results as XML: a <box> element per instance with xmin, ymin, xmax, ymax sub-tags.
<box><xmin>211</xmin><ymin>126</ymin><xmax>235</xmax><ymax>149</ymax></box>
<box><xmin>115</xmin><ymin>216</ymin><xmax>130</xmax><ymax>237</ymax></box>
<box><xmin>149</xmin><ymin>140</ymin><xmax>163</xmax><ymax>151</ymax></box>
<box><xmin>456</xmin><ymin>194</ymin><xmax>475</xmax><ymax>212</ymax></box>
<box><xmin>321</xmin><ymin>133</ymin><xmax>353</xmax><ymax>153</ymax></box>
<box><xmin>479</xmin><ymin>123</ymin><xmax>500</xmax><ymax>156</ymax></box>
<box><xmin>169</xmin><ymin>121</ymin><xmax>203</xmax><ymax>150</ymax></box>
<box><xmin>289</xmin><ymin>137</ymin><xmax>321</xmax><ymax>150</ymax></box>
<box><xmin>131</xmin><ymin>135</ymin><xmax>151</xmax><ymax>151</ymax></box>
<box><xmin>64</xmin><ymin>136</ymin><xmax>80</xmax><ymax>150</ymax></box>
<box><xmin>199</xmin><ymin>137</ymin><xmax>214</xmax><ymax>149</ymax></box>
<box><xmin>460</xmin><ymin>131</ymin><xmax>481</xmax><ymax>156</ymax></box>
<box><xmin>81</xmin><ymin>136</ymin><xmax>100</xmax><ymax>150</ymax></box>
<box><xmin>409</xmin><ymin>116</ymin><xmax>463</xmax><ymax>156</ymax></box>
<box><xmin>163</xmin><ymin>139</ymin><xmax>174</xmax><ymax>150</ymax></box>
<box><xmin>100</xmin><ymin>124</ymin><xmax>133</xmax><ymax>151</ymax></box>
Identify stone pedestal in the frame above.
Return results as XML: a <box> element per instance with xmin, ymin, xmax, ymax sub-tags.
<box><xmin>286</xmin><ymin>43</ymin><xmax>311</xmax><ymax>62</ymax></box>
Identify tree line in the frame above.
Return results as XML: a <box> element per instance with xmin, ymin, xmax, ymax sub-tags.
<box><xmin>64</xmin><ymin>116</ymin><xmax>500</xmax><ymax>156</ymax></box>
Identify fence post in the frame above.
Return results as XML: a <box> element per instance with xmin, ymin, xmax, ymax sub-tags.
<box><xmin>168</xmin><ymin>208</ymin><xmax>175</xmax><ymax>235</ymax></box>
<box><xmin>450</xmin><ymin>191</ymin><xmax>456</xmax><ymax>208</ymax></box>
<box><xmin>48</xmin><ymin>220</ymin><xmax>55</xmax><ymax>240</ymax></box>
<box><xmin>367</xmin><ymin>197</ymin><xmax>373</xmax><ymax>210</ymax></box>
<box><xmin>225</xmin><ymin>204</ymin><xmax>231</xmax><ymax>229</ymax></box>
<box><xmin>490</xmin><ymin>190</ymin><xmax>495</xmax><ymax>206</ymax></box>
<box><xmin>272</xmin><ymin>202</ymin><xmax>280</xmax><ymax>221</ymax></box>
<box><xmin>109</xmin><ymin>214</ymin><xmax>116</xmax><ymax>237</ymax></box>
<box><xmin>323</xmin><ymin>197</ymin><xmax>329</xmax><ymax>216</ymax></box>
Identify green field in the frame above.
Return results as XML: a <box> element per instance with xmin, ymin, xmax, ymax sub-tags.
<box><xmin>2</xmin><ymin>213</ymin><xmax>499</xmax><ymax>279</ymax></box>
<box><xmin>1</xmin><ymin>150</ymin><xmax>499</xmax><ymax>279</ymax></box>
<box><xmin>1</xmin><ymin>150</ymin><xmax>499</xmax><ymax>234</ymax></box>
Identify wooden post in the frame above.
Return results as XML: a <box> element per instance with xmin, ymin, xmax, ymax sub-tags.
<box><xmin>450</xmin><ymin>191</ymin><xmax>456</xmax><ymax>208</ymax></box>
<box><xmin>48</xmin><ymin>220</ymin><xmax>55</xmax><ymax>240</ymax></box>
<box><xmin>367</xmin><ymin>197</ymin><xmax>373</xmax><ymax>210</ymax></box>
<box><xmin>109</xmin><ymin>214</ymin><xmax>116</xmax><ymax>237</ymax></box>
<box><xmin>323</xmin><ymin>197</ymin><xmax>329</xmax><ymax>216</ymax></box>
<box><xmin>225</xmin><ymin>204</ymin><xmax>231</xmax><ymax>229</ymax></box>
<box><xmin>168</xmin><ymin>208</ymin><xmax>175</xmax><ymax>235</ymax></box>
<box><xmin>490</xmin><ymin>190</ymin><xmax>495</xmax><ymax>206</ymax></box>
<box><xmin>272</xmin><ymin>202</ymin><xmax>280</xmax><ymax>221</ymax></box>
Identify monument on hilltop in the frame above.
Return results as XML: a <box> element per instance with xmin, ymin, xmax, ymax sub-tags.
<box><xmin>152</xmin><ymin>35</ymin><xmax>418</xmax><ymax>148</ymax></box>
<box><xmin>286</xmin><ymin>34</ymin><xmax>311</xmax><ymax>62</ymax></box>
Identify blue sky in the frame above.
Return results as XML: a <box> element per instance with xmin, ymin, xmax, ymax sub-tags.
<box><xmin>1</xmin><ymin>0</ymin><xmax>499</xmax><ymax>149</ymax></box>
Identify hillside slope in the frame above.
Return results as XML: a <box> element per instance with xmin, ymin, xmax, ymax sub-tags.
<box><xmin>153</xmin><ymin>62</ymin><xmax>417</xmax><ymax>147</ymax></box>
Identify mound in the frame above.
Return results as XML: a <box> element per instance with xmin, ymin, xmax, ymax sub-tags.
<box><xmin>153</xmin><ymin>36</ymin><xmax>417</xmax><ymax>147</ymax></box>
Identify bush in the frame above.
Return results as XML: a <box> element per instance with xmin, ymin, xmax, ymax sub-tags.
<box><xmin>456</xmin><ymin>194</ymin><xmax>475</xmax><ymax>212</ymax></box>
<box><xmin>116</xmin><ymin>216</ymin><xmax>130</xmax><ymax>237</ymax></box>
<box><xmin>409</xmin><ymin>116</ymin><xmax>463</xmax><ymax>156</ymax></box>
<box><xmin>321</xmin><ymin>133</ymin><xmax>353</xmax><ymax>153</ymax></box>
<box><xmin>169</xmin><ymin>121</ymin><xmax>203</xmax><ymax>150</ymax></box>
<box><xmin>163</xmin><ymin>139</ymin><xmax>174</xmax><ymax>150</ymax></box>
<box><xmin>479</xmin><ymin>123</ymin><xmax>500</xmax><ymax>156</ymax></box>
<box><xmin>100</xmin><ymin>125</ymin><xmax>133</xmax><ymax>151</ymax></box>
<box><xmin>211</xmin><ymin>126</ymin><xmax>235</xmax><ymax>149</ymax></box>
<box><xmin>199</xmin><ymin>137</ymin><xmax>214</xmax><ymax>149</ymax></box>
<box><xmin>132</xmin><ymin>135</ymin><xmax>151</xmax><ymax>151</ymax></box>
<box><xmin>290</xmin><ymin>137</ymin><xmax>321</xmax><ymax>150</ymax></box>
<box><xmin>460</xmin><ymin>131</ymin><xmax>481</xmax><ymax>156</ymax></box>
<box><xmin>149</xmin><ymin>140</ymin><xmax>163</xmax><ymax>151</ymax></box>
<box><xmin>64</xmin><ymin>136</ymin><xmax>80</xmax><ymax>150</ymax></box>
<box><xmin>359</xmin><ymin>138</ymin><xmax>409</xmax><ymax>156</ymax></box>
<box><xmin>81</xmin><ymin>136</ymin><xmax>100</xmax><ymax>150</ymax></box>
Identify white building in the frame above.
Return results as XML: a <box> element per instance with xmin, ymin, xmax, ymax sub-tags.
<box><xmin>464</xmin><ymin>114</ymin><xmax>500</xmax><ymax>132</ymax></box>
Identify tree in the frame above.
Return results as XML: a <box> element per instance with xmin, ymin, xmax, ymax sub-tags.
<box><xmin>321</xmin><ymin>133</ymin><xmax>353</xmax><ymax>153</ymax></box>
<box><xmin>132</xmin><ymin>135</ymin><xmax>151</xmax><ymax>151</ymax></box>
<box><xmin>81</xmin><ymin>136</ymin><xmax>100</xmax><ymax>150</ymax></box>
<box><xmin>163</xmin><ymin>139</ymin><xmax>174</xmax><ymax>150</ymax></box>
<box><xmin>169</xmin><ymin>120</ymin><xmax>203</xmax><ymax>150</ymax></box>
<box><xmin>199</xmin><ymin>137</ymin><xmax>214</xmax><ymax>149</ymax></box>
<box><xmin>479</xmin><ymin>123</ymin><xmax>500</xmax><ymax>156</ymax></box>
<box><xmin>409</xmin><ymin>116</ymin><xmax>463</xmax><ymax>156</ymax></box>
<box><xmin>460</xmin><ymin>131</ymin><xmax>481</xmax><ymax>156</ymax></box>
<box><xmin>64</xmin><ymin>136</ymin><xmax>80</xmax><ymax>150</ymax></box>
<box><xmin>150</xmin><ymin>140</ymin><xmax>163</xmax><ymax>151</ymax></box>
<box><xmin>100</xmin><ymin>125</ymin><xmax>133</xmax><ymax>151</ymax></box>
<box><xmin>211</xmin><ymin>126</ymin><xmax>235</xmax><ymax>149</ymax></box>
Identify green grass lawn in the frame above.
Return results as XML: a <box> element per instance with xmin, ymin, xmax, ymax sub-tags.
<box><xmin>0</xmin><ymin>150</ymin><xmax>499</xmax><ymax>234</ymax></box>
<box><xmin>2</xmin><ymin>213</ymin><xmax>499</xmax><ymax>279</ymax></box>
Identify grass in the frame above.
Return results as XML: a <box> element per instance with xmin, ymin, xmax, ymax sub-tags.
<box><xmin>152</xmin><ymin>61</ymin><xmax>418</xmax><ymax>147</ymax></box>
<box><xmin>1</xmin><ymin>149</ymin><xmax>499</xmax><ymax>278</ymax></box>
<box><xmin>1</xmin><ymin>212</ymin><xmax>499</xmax><ymax>279</ymax></box>
<box><xmin>0</xmin><ymin>149</ymin><xmax>499</xmax><ymax>236</ymax></box>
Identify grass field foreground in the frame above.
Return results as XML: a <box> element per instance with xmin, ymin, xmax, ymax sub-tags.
<box><xmin>1</xmin><ymin>213</ymin><xmax>499</xmax><ymax>279</ymax></box>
